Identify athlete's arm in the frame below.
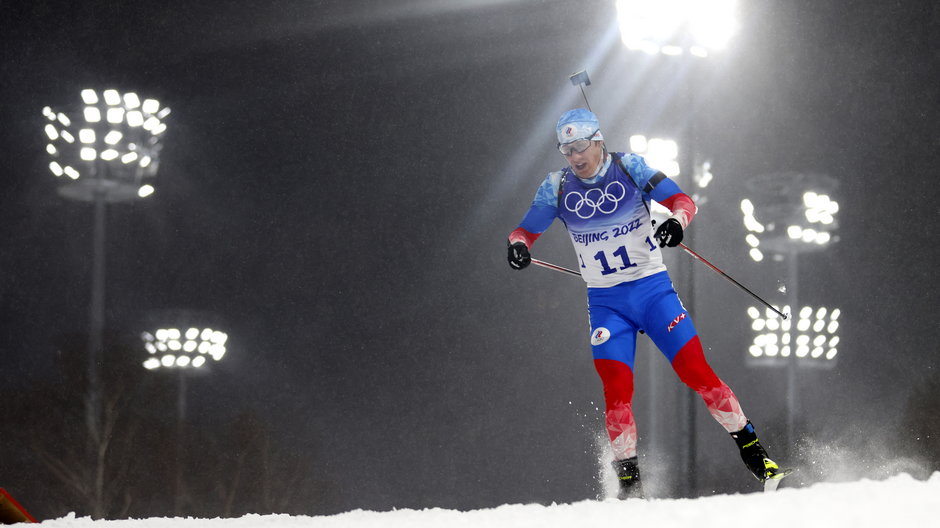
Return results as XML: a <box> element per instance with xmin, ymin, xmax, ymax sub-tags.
<box><xmin>649</xmin><ymin>177</ymin><xmax>697</xmax><ymax>229</ymax></box>
<box><xmin>508</xmin><ymin>171</ymin><xmax>563</xmax><ymax>247</ymax></box>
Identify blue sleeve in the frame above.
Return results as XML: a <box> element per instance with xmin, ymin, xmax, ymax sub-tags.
<box><xmin>517</xmin><ymin>171</ymin><xmax>563</xmax><ymax>235</ymax></box>
<box><xmin>620</xmin><ymin>153</ymin><xmax>660</xmax><ymax>191</ymax></box>
<box><xmin>649</xmin><ymin>177</ymin><xmax>685</xmax><ymax>203</ymax></box>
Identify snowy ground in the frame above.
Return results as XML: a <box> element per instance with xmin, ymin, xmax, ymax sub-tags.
<box><xmin>34</xmin><ymin>472</ymin><xmax>939</xmax><ymax>528</ymax></box>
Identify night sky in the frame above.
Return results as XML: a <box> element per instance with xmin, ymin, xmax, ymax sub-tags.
<box><xmin>2</xmin><ymin>0</ymin><xmax>938</xmax><ymax>518</ymax></box>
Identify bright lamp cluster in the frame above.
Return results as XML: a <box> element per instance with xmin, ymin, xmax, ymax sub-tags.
<box><xmin>141</xmin><ymin>327</ymin><xmax>228</xmax><ymax>370</ymax></box>
<box><xmin>630</xmin><ymin>135</ymin><xmax>679</xmax><ymax>177</ymax></box>
<box><xmin>786</xmin><ymin>191</ymin><xmax>838</xmax><ymax>242</ymax></box>
<box><xmin>741</xmin><ymin>191</ymin><xmax>839</xmax><ymax>262</ymax></box>
<box><xmin>747</xmin><ymin>306</ymin><xmax>840</xmax><ymax>363</ymax></box>
<box><xmin>616</xmin><ymin>0</ymin><xmax>738</xmax><ymax>57</ymax></box>
<box><xmin>42</xmin><ymin>89</ymin><xmax>169</xmax><ymax>198</ymax></box>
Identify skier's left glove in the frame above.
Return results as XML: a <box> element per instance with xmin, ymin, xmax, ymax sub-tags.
<box><xmin>507</xmin><ymin>241</ymin><xmax>531</xmax><ymax>270</ymax></box>
<box><xmin>654</xmin><ymin>218</ymin><xmax>684</xmax><ymax>248</ymax></box>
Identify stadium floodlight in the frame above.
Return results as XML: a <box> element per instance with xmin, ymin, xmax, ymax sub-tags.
<box><xmin>747</xmin><ymin>305</ymin><xmax>841</xmax><ymax>367</ymax></box>
<box><xmin>138</xmin><ymin>184</ymin><xmax>155</xmax><ymax>198</ymax></box>
<box><xmin>81</xmin><ymin>89</ymin><xmax>98</xmax><ymax>105</ymax></box>
<box><xmin>103</xmin><ymin>89</ymin><xmax>121</xmax><ymax>105</ymax></box>
<box><xmin>740</xmin><ymin>172</ymin><xmax>839</xmax><ymax>262</ymax></box>
<box><xmin>694</xmin><ymin>160</ymin><xmax>713</xmax><ymax>189</ymax></box>
<box><xmin>140</xmin><ymin>311</ymin><xmax>228</xmax><ymax>516</ymax></box>
<box><xmin>742</xmin><ymin>172</ymin><xmax>842</xmax><ymax>449</ymax></box>
<box><xmin>123</xmin><ymin>92</ymin><xmax>141</xmax><ymax>109</ymax></box>
<box><xmin>630</xmin><ymin>134</ymin><xmax>685</xmax><ymax>219</ymax></box>
<box><xmin>83</xmin><ymin>106</ymin><xmax>102</xmax><ymax>123</ymax></box>
<box><xmin>42</xmin><ymin>88</ymin><xmax>169</xmax><ymax>202</ymax></box>
<box><xmin>616</xmin><ymin>0</ymin><xmax>738</xmax><ymax>58</ymax></box>
<box><xmin>630</xmin><ymin>134</ymin><xmax>680</xmax><ymax>177</ymax></box>
<box><xmin>141</xmin><ymin>326</ymin><xmax>228</xmax><ymax>370</ymax></box>
<box><xmin>43</xmin><ymin>88</ymin><xmax>171</xmax><ymax>517</ymax></box>
<box><xmin>106</xmin><ymin>107</ymin><xmax>124</xmax><ymax>124</ymax></box>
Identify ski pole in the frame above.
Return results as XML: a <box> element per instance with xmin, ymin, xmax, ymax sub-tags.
<box><xmin>677</xmin><ymin>243</ymin><xmax>789</xmax><ymax>319</ymax></box>
<box><xmin>531</xmin><ymin>258</ymin><xmax>581</xmax><ymax>277</ymax></box>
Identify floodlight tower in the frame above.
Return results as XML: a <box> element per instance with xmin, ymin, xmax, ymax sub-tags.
<box><xmin>616</xmin><ymin>2</ymin><xmax>737</xmax><ymax>496</ymax></box>
<box><xmin>42</xmin><ymin>88</ymin><xmax>169</xmax><ymax>518</ymax></box>
<box><xmin>625</xmin><ymin>132</ymin><xmax>716</xmax><ymax>499</ymax></box>
<box><xmin>140</xmin><ymin>314</ymin><xmax>229</xmax><ymax>429</ymax></box>
<box><xmin>141</xmin><ymin>310</ymin><xmax>228</xmax><ymax>515</ymax></box>
<box><xmin>740</xmin><ymin>172</ymin><xmax>840</xmax><ymax>449</ymax></box>
<box><xmin>628</xmin><ymin>132</ymin><xmax>715</xmax><ymax>494</ymax></box>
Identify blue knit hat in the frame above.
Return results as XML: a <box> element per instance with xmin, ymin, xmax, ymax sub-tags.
<box><xmin>556</xmin><ymin>108</ymin><xmax>604</xmax><ymax>144</ymax></box>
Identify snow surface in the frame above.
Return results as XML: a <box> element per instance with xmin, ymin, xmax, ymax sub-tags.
<box><xmin>34</xmin><ymin>473</ymin><xmax>940</xmax><ymax>528</ymax></box>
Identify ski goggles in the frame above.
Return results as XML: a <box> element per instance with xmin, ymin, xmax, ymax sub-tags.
<box><xmin>557</xmin><ymin>130</ymin><xmax>599</xmax><ymax>156</ymax></box>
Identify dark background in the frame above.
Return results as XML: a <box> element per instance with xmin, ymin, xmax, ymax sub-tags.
<box><xmin>1</xmin><ymin>0</ymin><xmax>938</xmax><ymax>520</ymax></box>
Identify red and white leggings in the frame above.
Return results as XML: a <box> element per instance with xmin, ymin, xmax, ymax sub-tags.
<box><xmin>595</xmin><ymin>336</ymin><xmax>747</xmax><ymax>460</ymax></box>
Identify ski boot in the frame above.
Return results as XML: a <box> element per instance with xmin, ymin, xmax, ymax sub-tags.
<box><xmin>612</xmin><ymin>457</ymin><xmax>644</xmax><ymax>499</ymax></box>
<box><xmin>730</xmin><ymin>421</ymin><xmax>792</xmax><ymax>491</ymax></box>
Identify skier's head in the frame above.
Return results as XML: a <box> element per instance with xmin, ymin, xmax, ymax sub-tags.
<box><xmin>556</xmin><ymin>108</ymin><xmax>606</xmax><ymax>180</ymax></box>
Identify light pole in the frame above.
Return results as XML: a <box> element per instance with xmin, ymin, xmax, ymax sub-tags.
<box><xmin>141</xmin><ymin>311</ymin><xmax>228</xmax><ymax>515</ymax></box>
<box><xmin>616</xmin><ymin>0</ymin><xmax>739</xmax><ymax>496</ymax></box>
<box><xmin>626</xmin><ymin>134</ymin><xmax>680</xmax><ymax>482</ymax></box>
<box><xmin>42</xmin><ymin>89</ymin><xmax>169</xmax><ymax>518</ymax></box>
<box><xmin>740</xmin><ymin>172</ymin><xmax>841</xmax><ymax>452</ymax></box>
<box><xmin>628</xmin><ymin>133</ymin><xmax>716</xmax><ymax>495</ymax></box>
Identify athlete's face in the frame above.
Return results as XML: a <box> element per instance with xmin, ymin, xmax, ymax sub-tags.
<box><xmin>565</xmin><ymin>140</ymin><xmax>604</xmax><ymax>179</ymax></box>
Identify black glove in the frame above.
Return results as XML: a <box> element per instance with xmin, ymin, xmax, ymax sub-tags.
<box><xmin>654</xmin><ymin>218</ymin><xmax>684</xmax><ymax>248</ymax></box>
<box><xmin>507</xmin><ymin>241</ymin><xmax>531</xmax><ymax>270</ymax></box>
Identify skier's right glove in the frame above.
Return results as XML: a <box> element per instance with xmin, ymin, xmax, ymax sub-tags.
<box><xmin>507</xmin><ymin>241</ymin><xmax>531</xmax><ymax>270</ymax></box>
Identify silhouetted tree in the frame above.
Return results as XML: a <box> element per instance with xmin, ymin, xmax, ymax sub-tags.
<box><xmin>900</xmin><ymin>369</ymin><xmax>940</xmax><ymax>477</ymax></box>
<box><xmin>2</xmin><ymin>325</ymin><xmax>340</xmax><ymax>521</ymax></box>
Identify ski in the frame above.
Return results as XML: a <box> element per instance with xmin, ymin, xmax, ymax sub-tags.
<box><xmin>763</xmin><ymin>468</ymin><xmax>794</xmax><ymax>492</ymax></box>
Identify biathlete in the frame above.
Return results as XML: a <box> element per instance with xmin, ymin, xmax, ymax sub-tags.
<box><xmin>506</xmin><ymin>108</ymin><xmax>787</xmax><ymax>498</ymax></box>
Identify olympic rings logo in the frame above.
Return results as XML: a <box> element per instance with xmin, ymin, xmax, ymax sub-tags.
<box><xmin>564</xmin><ymin>181</ymin><xmax>626</xmax><ymax>219</ymax></box>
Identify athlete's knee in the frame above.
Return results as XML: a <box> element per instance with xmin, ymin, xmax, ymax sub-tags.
<box><xmin>670</xmin><ymin>336</ymin><xmax>722</xmax><ymax>391</ymax></box>
<box><xmin>593</xmin><ymin>358</ymin><xmax>634</xmax><ymax>405</ymax></box>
